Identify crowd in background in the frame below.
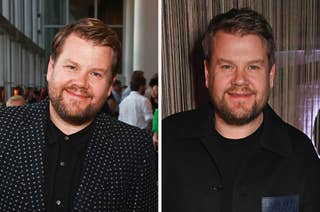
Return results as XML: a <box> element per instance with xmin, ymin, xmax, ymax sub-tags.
<box><xmin>5</xmin><ymin>87</ymin><xmax>48</xmax><ymax>107</ymax></box>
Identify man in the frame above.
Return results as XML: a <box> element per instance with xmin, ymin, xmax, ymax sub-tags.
<box><xmin>163</xmin><ymin>8</ymin><xmax>320</xmax><ymax>212</ymax></box>
<box><xmin>148</xmin><ymin>75</ymin><xmax>158</xmax><ymax>113</ymax></box>
<box><xmin>6</xmin><ymin>95</ymin><xmax>26</xmax><ymax>106</ymax></box>
<box><xmin>0</xmin><ymin>18</ymin><xmax>157</xmax><ymax>211</ymax></box>
<box><xmin>121</xmin><ymin>70</ymin><xmax>143</xmax><ymax>101</ymax></box>
<box><xmin>119</xmin><ymin>71</ymin><xmax>153</xmax><ymax>130</ymax></box>
<box><xmin>111</xmin><ymin>79</ymin><xmax>122</xmax><ymax>114</ymax></box>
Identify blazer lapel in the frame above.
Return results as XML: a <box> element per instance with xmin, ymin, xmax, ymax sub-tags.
<box><xmin>18</xmin><ymin>102</ymin><xmax>48</xmax><ymax>211</ymax></box>
<box><xmin>72</xmin><ymin>115</ymin><xmax>117</xmax><ymax>210</ymax></box>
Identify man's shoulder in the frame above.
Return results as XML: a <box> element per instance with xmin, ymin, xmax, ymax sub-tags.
<box><xmin>163</xmin><ymin>108</ymin><xmax>200</xmax><ymax>126</ymax></box>
<box><xmin>0</xmin><ymin>101</ymin><xmax>45</xmax><ymax>121</ymax></box>
<box><xmin>285</xmin><ymin>123</ymin><xmax>319</xmax><ymax>159</ymax></box>
<box><xmin>95</xmin><ymin>114</ymin><xmax>153</xmax><ymax>156</ymax></box>
<box><xmin>163</xmin><ymin>107</ymin><xmax>209</xmax><ymax>138</ymax></box>
<box><xmin>264</xmin><ymin>106</ymin><xmax>319</xmax><ymax>160</ymax></box>
<box><xmin>96</xmin><ymin>113</ymin><xmax>151</xmax><ymax>141</ymax></box>
<box><xmin>120</xmin><ymin>92</ymin><xmax>149</xmax><ymax>106</ymax></box>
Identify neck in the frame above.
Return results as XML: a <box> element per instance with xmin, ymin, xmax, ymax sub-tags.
<box><xmin>214</xmin><ymin>113</ymin><xmax>263</xmax><ymax>139</ymax></box>
<box><xmin>49</xmin><ymin>103</ymin><xmax>93</xmax><ymax>135</ymax></box>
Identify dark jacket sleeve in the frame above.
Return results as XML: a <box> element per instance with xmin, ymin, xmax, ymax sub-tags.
<box><xmin>127</xmin><ymin>132</ymin><xmax>158</xmax><ymax>211</ymax></box>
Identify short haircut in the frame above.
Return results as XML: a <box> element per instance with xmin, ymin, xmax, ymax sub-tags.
<box><xmin>51</xmin><ymin>18</ymin><xmax>121</xmax><ymax>76</ymax></box>
<box><xmin>130</xmin><ymin>71</ymin><xmax>146</xmax><ymax>91</ymax></box>
<box><xmin>149</xmin><ymin>76</ymin><xmax>158</xmax><ymax>87</ymax></box>
<box><xmin>113</xmin><ymin>79</ymin><xmax>122</xmax><ymax>87</ymax></box>
<box><xmin>202</xmin><ymin>8</ymin><xmax>275</xmax><ymax>69</ymax></box>
<box><xmin>6</xmin><ymin>95</ymin><xmax>26</xmax><ymax>107</ymax></box>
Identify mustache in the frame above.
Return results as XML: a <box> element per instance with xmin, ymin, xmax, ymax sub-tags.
<box><xmin>225</xmin><ymin>85</ymin><xmax>256</xmax><ymax>95</ymax></box>
<box><xmin>64</xmin><ymin>85</ymin><xmax>92</xmax><ymax>98</ymax></box>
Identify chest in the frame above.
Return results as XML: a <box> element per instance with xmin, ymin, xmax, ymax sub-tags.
<box><xmin>164</xmin><ymin>137</ymin><xmax>303</xmax><ymax>212</ymax></box>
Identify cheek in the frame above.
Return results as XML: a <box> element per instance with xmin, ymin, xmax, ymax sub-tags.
<box><xmin>250</xmin><ymin>75</ymin><xmax>270</xmax><ymax>93</ymax></box>
<box><xmin>49</xmin><ymin>71</ymin><xmax>69</xmax><ymax>87</ymax></box>
<box><xmin>92</xmin><ymin>82</ymin><xmax>111</xmax><ymax>100</ymax></box>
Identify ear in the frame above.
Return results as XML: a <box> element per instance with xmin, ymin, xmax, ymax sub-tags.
<box><xmin>269</xmin><ymin>64</ymin><xmax>276</xmax><ymax>88</ymax></box>
<box><xmin>204</xmin><ymin>60</ymin><xmax>210</xmax><ymax>88</ymax></box>
<box><xmin>106</xmin><ymin>77</ymin><xmax>116</xmax><ymax>97</ymax></box>
<box><xmin>46</xmin><ymin>56</ymin><xmax>55</xmax><ymax>82</ymax></box>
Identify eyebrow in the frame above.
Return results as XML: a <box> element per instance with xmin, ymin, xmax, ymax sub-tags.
<box><xmin>63</xmin><ymin>59</ymin><xmax>79</xmax><ymax>66</ymax></box>
<box><xmin>63</xmin><ymin>59</ymin><xmax>108</xmax><ymax>72</ymax></box>
<box><xmin>216</xmin><ymin>58</ymin><xmax>265</xmax><ymax>64</ymax></box>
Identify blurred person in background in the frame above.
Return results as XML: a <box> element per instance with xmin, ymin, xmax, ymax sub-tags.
<box><xmin>111</xmin><ymin>79</ymin><xmax>122</xmax><ymax>115</ymax></box>
<box><xmin>119</xmin><ymin>70</ymin><xmax>153</xmax><ymax>130</ymax></box>
<box><xmin>23</xmin><ymin>87</ymin><xmax>38</xmax><ymax>103</ymax></box>
<box><xmin>149</xmin><ymin>74</ymin><xmax>158</xmax><ymax>113</ymax></box>
<box><xmin>6</xmin><ymin>95</ymin><xmax>26</xmax><ymax>107</ymax></box>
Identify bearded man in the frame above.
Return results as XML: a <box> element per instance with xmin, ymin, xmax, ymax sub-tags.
<box><xmin>163</xmin><ymin>8</ymin><xmax>320</xmax><ymax>212</ymax></box>
<box><xmin>0</xmin><ymin>18</ymin><xmax>157</xmax><ymax>211</ymax></box>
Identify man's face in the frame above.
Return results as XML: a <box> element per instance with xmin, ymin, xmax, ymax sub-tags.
<box><xmin>139</xmin><ymin>83</ymin><xmax>147</xmax><ymax>96</ymax></box>
<box><xmin>47</xmin><ymin>33</ymin><xmax>115</xmax><ymax>125</ymax></box>
<box><xmin>113</xmin><ymin>84</ymin><xmax>121</xmax><ymax>94</ymax></box>
<box><xmin>204</xmin><ymin>31</ymin><xmax>275</xmax><ymax>125</ymax></box>
<box><xmin>151</xmin><ymin>85</ymin><xmax>158</xmax><ymax>99</ymax></box>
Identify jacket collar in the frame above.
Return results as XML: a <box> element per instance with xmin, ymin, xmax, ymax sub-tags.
<box><xmin>184</xmin><ymin>103</ymin><xmax>292</xmax><ymax>157</ymax></box>
<box><xmin>259</xmin><ymin>105</ymin><xmax>292</xmax><ymax>157</ymax></box>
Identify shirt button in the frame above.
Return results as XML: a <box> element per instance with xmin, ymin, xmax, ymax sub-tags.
<box><xmin>209</xmin><ymin>185</ymin><xmax>223</xmax><ymax>192</ymax></box>
<box><xmin>64</xmin><ymin>136</ymin><xmax>69</xmax><ymax>141</ymax></box>
<box><xmin>60</xmin><ymin>161</ymin><xmax>66</xmax><ymax>167</ymax></box>
<box><xmin>56</xmin><ymin>200</ymin><xmax>62</xmax><ymax>206</ymax></box>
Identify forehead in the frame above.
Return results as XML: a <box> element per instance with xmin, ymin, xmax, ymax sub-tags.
<box><xmin>211</xmin><ymin>31</ymin><xmax>268</xmax><ymax>58</ymax></box>
<box><xmin>57</xmin><ymin>34</ymin><xmax>115</xmax><ymax>68</ymax></box>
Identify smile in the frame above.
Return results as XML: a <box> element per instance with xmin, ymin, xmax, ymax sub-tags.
<box><xmin>228</xmin><ymin>92</ymin><xmax>253</xmax><ymax>98</ymax></box>
<box><xmin>65</xmin><ymin>89</ymin><xmax>91</xmax><ymax>99</ymax></box>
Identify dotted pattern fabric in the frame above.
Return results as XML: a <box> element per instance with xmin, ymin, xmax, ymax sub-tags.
<box><xmin>0</xmin><ymin>99</ymin><xmax>157</xmax><ymax>211</ymax></box>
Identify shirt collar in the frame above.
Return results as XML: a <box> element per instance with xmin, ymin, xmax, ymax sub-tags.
<box><xmin>46</xmin><ymin>117</ymin><xmax>94</xmax><ymax>154</ymax></box>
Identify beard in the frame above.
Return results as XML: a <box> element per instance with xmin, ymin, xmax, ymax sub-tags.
<box><xmin>48</xmin><ymin>84</ymin><xmax>104</xmax><ymax>125</ymax></box>
<box><xmin>211</xmin><ymin>85</ymin><xmax>269</xmax><ymax>125</ymax></box>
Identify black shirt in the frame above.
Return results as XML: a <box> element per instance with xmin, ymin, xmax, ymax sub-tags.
<box><xmin>209</xmin><ymin>123</ymin><xmax>263</xmax><ymax>212</ymax></box>
<box><xmin>45</xmin><ymin>119</ymin><xmax>93</xmax><ymax>211</ymax></box>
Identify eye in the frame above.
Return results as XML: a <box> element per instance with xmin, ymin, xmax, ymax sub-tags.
<box><xmin>220</xmin><ymin>64</ymin><xmax>233</xmax><ymax>70</ymax></box>
<box><xmin>248</xmin><ymin>65</ymin><xmax>260</xmax><ymax>71</ymax></box>
<box><xmin>65</xmin><ymin>65</ymin><xmax>76</xmax><ymax>71</ymax></box>
<box><xmin>90</xmin><ymin>71</ymin><xmax>103</xmax><ymax>78</ymax></box>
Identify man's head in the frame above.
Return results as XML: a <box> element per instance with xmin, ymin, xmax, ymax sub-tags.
<box><xmin>202</xmin><ymin>8</ymin><xmax>276</xmax><ymax>126</ymax></box>
<box><xmin>51</xmin><ymin>18</ymin><xmax>121</xmax><ymax>75</ymax></box>
<box><xmin>149</xmin><ymin>75</ymin><xmax>158</xmax><ymax>100</ymax></box>
<box><xmin>47</xmin><ymin>18</ymin><xmax>121</xmax><ymax>126</ymax></box>
<box><xmin>202</xmin><ymin>8</ymin><xmax>275</xmax><ymax>69</ymax></box>
<box><xmin>6</xmin><ymin>95</ymin><xmax>26</xmax><ymax>107</ymax></box>
<box><xmin>130</xmin><ymin>70</ymin><xmax>147</xmax><ymax>95</ymax></box>
<box><xmin>112</xmin><ymin>79</ymin><xmax>122</xmax><ymax>94</ymax></box>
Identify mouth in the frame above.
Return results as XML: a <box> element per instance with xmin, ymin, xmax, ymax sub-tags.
<box><xmin>64</xmin><ymin>88</ymin><xmax>91</xmax><ymax>99</ymax></box>
<box><xmin>227</xmin><ymin>92</ymin><xmax>254</xmax><ymax>99</ymax></box>
<box><xmin>226</xmin><ymin>86</ymin><xmax>256</xmax><ymax>100</ymax></box>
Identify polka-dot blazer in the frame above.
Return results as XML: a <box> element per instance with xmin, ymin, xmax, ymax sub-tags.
<box><xmin>0</xmin><ymin>99</ymin><xmax>157</xmax><ymax>211</ymax></box>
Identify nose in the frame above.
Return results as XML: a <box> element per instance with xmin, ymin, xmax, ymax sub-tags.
<box><xmin>75</xmin><ymin>72</ymin><xmax>89</xmax><ymax>88</ymax></box>
<box><xmin>231</xmin><ymin>69</ymin><xmax>248</xmax><ymax>86</ymax></box>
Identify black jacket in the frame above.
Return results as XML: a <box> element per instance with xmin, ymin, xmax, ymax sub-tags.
<box><xmin>163</xmin><ymin>104</ymin><xmax>320</xmax><ymax>212</ymax></box>
<box><xmin>0</xmin><ymin>99</ymin><xmax>157</xmax><ymax>211</ymax></box>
